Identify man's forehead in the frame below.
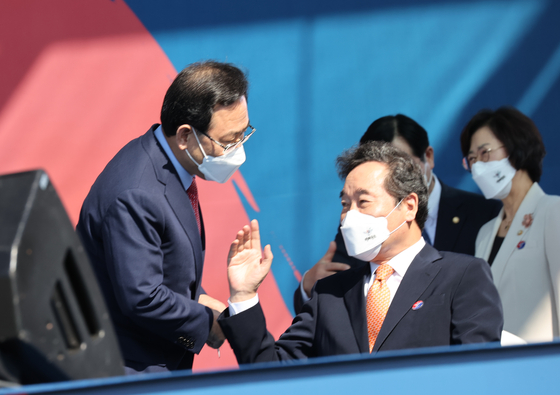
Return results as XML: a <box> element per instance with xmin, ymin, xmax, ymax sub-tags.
<box><xmin>206</xmin><ymin>96</ymin><xmax>249</xmax><ymax>138</ymax></box>
<box><xmin>343</xmin><ymin>161</ymin><xmax>388</xmax><ymax>193</ymax></box>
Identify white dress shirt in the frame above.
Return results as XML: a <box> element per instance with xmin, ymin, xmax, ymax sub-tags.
<box><xmin>364</xmin><ymin>237</ymin><xmax>425</xmax><ymax>302</ymax></box>
<box><xmin>423</xmin><ymin>174</ymin><xmax>441</xmax><ymax>246</ymax></box>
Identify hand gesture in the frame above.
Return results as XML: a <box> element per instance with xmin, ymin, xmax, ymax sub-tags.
<box><xmin>227</xmin><ymin>219</ymin><xmax>273</xmax><ymax>303</ymax></box>
<box><xmin>206</xmin><ymin>309</ymin><xmax>225</xmax><ymax>349</ymax></box>
<box><xmin>302</xmin><ymin>241</ymin><xmax>351</xmax><ymax>297</ymax></box>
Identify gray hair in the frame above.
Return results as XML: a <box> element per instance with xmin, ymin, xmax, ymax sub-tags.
<box><xmin>336</xmin><ymin>141</ymin><xmax>429</xmax><ymax>229</ymax></box>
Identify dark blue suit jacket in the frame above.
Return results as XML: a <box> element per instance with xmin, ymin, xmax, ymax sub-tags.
<box><xmin>220</xmin><ymin>244</ymin><xmax>503</xmax><ymax>364</ymax></box>
<box><xmin>76</xmin><ymin>125</ymin><xmax>212</xmax><ymax>371</ymax></box>
<box><xmin>293</xmin><ymin>181</ymin><xmax>502</xmax><ymax>313</ymax></box>
<box><xmin>433</xmin><ymin>181</ymin><xmax>502</xmax><ymax>255</ymax></box>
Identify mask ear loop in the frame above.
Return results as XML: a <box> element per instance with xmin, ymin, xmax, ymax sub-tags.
<box><xmin>191</xmin><ymin>128</ymin><xmax>209</xmax><ymax>159</ymax></box>
<box><xmin>184</xmin><ymin>128</ymin><xmax>209</xmax><ymax>166</ymax></box>
<box><xmin>185</xmin><ymin>128</ymin><xmax>208</xmax><ymax>166</ymax></box>
<box><xmin>389</xmin><ymin>219</ymin><xmax>407</xmax><ymax>235</ymax></box>
<box><xmin>386</xmin><ymin>198</ymin><xmax>407</xmax><ymax>235</ymax></box>
<box><xmin>385</xmin><ymin>198</ymin><xmax>404</xmax><ymax>218</ymax></box>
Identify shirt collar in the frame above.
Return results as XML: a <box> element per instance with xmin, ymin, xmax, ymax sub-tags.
<box><xmin>370</xmin><ymin>237</ymin><xmax>426</xmax><ymax>279</ymax></box>
<box><xmin>154</xmin><ymin>124</ymin><xmax>194</xmax><ymax>190</ymax></box>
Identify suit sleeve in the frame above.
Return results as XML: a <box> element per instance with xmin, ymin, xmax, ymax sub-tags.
<box><xmin>220</xmin><ymin>296</ymin><xmax>318</xmax><ymax>364</ymax></box>
<box><xmin>293</xmin><ymin>282</ymin><xmax>305</xmax><ymax>315</ymax></box>
<box><xmin>544</xmin><ymin>198</ymin><xmax>560</xmax><ymax>334</ymax></box>
<box><xmin>450</xmin><ymin>256</ymin><xmax>503</xmax><ymax>344</ymax></box>
<box><xmin>102</xmin><ymin>189</ymin><xmax>212</xmax><ymax>353</ymax></box>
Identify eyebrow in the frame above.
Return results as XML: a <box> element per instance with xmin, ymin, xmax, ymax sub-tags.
<box><xmin>340</xmin><ymin>188</ymin><xmax>372</xmax><ymax>198</ymax></box>
<box><xmin>468</xmin><ymin>142</ymin><xmax>490</xmax><ymax>155</ymax></box>
<box><xmin>355</xmin><ymin>188</ymin><xmax>372</xmax><ymax>196</ymax></box>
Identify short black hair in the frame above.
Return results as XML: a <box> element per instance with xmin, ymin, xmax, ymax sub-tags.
<box><xmin>336</xmin><ymin>141</ymin><xmax>429</xmax><ymax>229</ymax></box>
<box><xmin>460</xmin><ymin>107</ymin><xmax>546</xmax><ymax>182</ymax></box>
<box><xmin>360</xmin><ymin>114</ymin><xmax>430</xmax><ymax>160</ymax></box>
<box><xmin>160</xmin><ymin>61</ymin><xmax>249</xmax><ymax>137</ymax></box>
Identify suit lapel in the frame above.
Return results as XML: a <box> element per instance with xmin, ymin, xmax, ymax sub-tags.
<box><xmin>344</xmin><ymin>264</ymin><xmax>371</xmax><ymax>353</ymax></box>
<box><xmin>165</xmin><ymin>180</ymin><xmax>204</xmax><ymax>278</ymax></box>
<box><xmin>478</xmin><ymin>211</ymin><xmax>502</xmax><ymax>261</ymax></box>
<box><xmin>141</xmin><ymin>127</ymin><xmax>204</xmax><ymax>279</ymax></box>
<box><xmin>373</xmin><ymin>244</ymin><xmax>442</xmax><ymax>352</ymax></box>
<box><xmin>491</xmin><ymin>183</ymin><xmax>544</xmax><ymax>285</ymax></box>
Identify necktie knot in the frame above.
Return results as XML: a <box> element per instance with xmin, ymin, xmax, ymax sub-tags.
<box><xmin>187</xmin><ymin>177</ymin><xmax>198</xmax><ymax>198</ymax></box>
<box><xmin>375</xmin><ymin>264</ymin><xmax>394</xmax><ymax>282</ymax></box>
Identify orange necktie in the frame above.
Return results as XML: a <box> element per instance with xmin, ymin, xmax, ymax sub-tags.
<box><xmin>186</xmin><ymin>178</ymin><xmax>201</xmax><ymax>234</ymax></box>
<box><xmin>366</xmin><ymin>264</ymin><xmax>394</xmax><ymax>352</ymax></box>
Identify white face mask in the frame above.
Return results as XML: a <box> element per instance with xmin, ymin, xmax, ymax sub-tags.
<box><xmin>340</xmin><ymin>200</ymin><xmax>406</xmax><ymax>262</ymax></box>
<box><xmin>185</xmin><ymin>129</ymin><xmax>246</xmax><ymax>183</ymax></box>
<box><xmin>471</xmin><ymin>157</ymin><xmax>516</xmax><ymax>200</ymax></box>
<box><xmin>422</xmin><ymin>160</ymin><xmax>433</xmax><ymax>189</ymax></box>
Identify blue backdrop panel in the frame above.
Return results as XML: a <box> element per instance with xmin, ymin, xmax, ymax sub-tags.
<box><xmin>125</xmin><ymin>0</ymin><xmax>560</xmax><ymax>315</ymax></box>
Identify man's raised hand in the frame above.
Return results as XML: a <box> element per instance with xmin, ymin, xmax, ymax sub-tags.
<box><xmin>227</xmin><ymin>219</ymin><xmax>273</xmax><ymax>303</ymax></box>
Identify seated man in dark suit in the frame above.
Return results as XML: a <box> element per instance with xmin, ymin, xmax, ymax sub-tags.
<box><xmin>294</xmin><ymin>115</ymin><xmax>502</xmax><ymax>312</ymax></box>
<box><xmin>219</xmin><ymin>142</ymin><xmax>503</xmax><ymax>364</ymax></box>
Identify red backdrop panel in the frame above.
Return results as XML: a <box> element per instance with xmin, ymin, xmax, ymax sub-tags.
<box><xmin>0</xmin><ymin>0</ymin><xmax>293</xmax><ymax>373</ymax></box>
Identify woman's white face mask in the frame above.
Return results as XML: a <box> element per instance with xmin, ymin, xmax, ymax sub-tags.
<box><xmin>340</xmin><ymin>199</ymin><xmax>406</xmax><ymax>262</ymax></box>
<box><xmin>185</xmin><ymin>129</ymin><xmax>246</xmax><ymax>183</ymax></box>
<box><xmin>471</xmin><ymin>157</ymin><xmax>516</xmax><ymax>200</ymax></box>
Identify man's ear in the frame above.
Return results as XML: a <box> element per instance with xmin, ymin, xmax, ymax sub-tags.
<box><xmin>175</xmin><ymin>125</ymin><xmax>193</xmax><ymax>150</ymax></box>
<box><xmin>403</xmin><ymin>193</ymin><xmax>419</xmax><ymax>222</ymax></box>
<box><xmin>424</xmin><ymin>146</ymin><xmax>435</xmax><ymax>170</ymax></box>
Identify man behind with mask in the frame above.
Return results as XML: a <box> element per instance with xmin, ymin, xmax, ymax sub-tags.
<box><xmin>294</xmin><ymin>114</ymin><xmax>502</xmax><ymax>313</ymax></box>
<box><xmin>218</xmin><ymin>142</ymin><xmax>502</xmax><ymax>363</ymax></box>
<box><xmin>77</xmin><ymin>61</ymin><xmax>255</xmax><ymax>374</ymax></box>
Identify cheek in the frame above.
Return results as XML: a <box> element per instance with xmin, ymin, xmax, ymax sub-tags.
<box><xmin>186</xmin><ymin>135</ymin><xmax>201</xmax><ymax>154</ymax></box>
<box><xmin>206</xmin><ymin>143</ymin><xmax>222</xmax><ymax>157</ymax></box>
<box><xmin>188</xmin><ymin>145</ymin><xmax>203</xmax><ymax>162</ymax></box>
<box><xmin>192</xmin><ymin>135</ymin><xmax>216</xmax><ymax>156</ymax></box>
<box><xmin>197</xmin><ymin>141</ymin><xmax>212</xmax><ymax>156</ymax></box>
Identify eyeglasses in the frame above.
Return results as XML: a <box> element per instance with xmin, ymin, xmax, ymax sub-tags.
<box><xmin>196</xmin><ymin>125</ymin><xmax>256</xmax><ymax>154</ymax></box>
<box><xmin>462</xmin><ymin>145</ymin><xmax>505</xmax><ymax>171</ymax></box>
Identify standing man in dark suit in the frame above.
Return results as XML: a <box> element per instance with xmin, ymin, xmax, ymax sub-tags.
<box><xmin>77</xmin><ymin>61</ymin><xmax>256</xmax><ymax>374</ymax></box>
<box><xmin>294</xmin><ymin>114</ymin><xmax>502</xmax><ymax>312</ymax></box>
<box><xmin>219</xmin><ymin>142</ymin><xmax>502</xmax><ymax>363</ymax></box>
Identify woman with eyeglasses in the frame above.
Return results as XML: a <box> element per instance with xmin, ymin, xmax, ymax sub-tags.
<box><xmin>460</xmin><ymin>106</ymin><xmax>560</xmax><ymax>344</ymax></box>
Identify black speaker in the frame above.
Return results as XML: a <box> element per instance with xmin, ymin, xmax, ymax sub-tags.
<box><xmin>0</xmin><ymin>170</ymin><xmax>124</xmax><ymax>385</ymax></box>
